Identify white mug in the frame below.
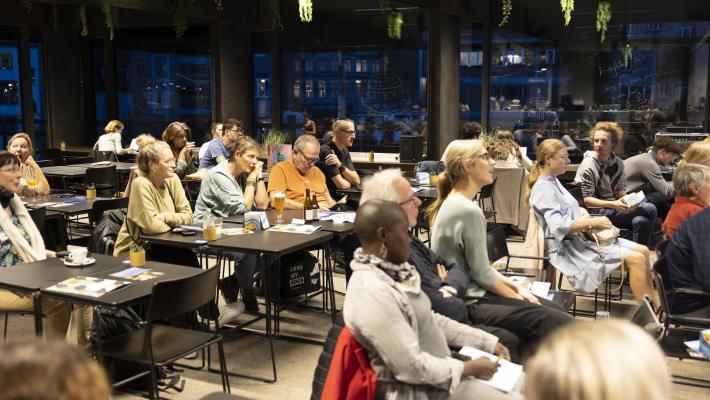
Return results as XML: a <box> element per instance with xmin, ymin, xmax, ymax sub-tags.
<box><xmin>69</xmin><ymin>248</ymin><xmax>88</xmax><ymax>264</ymax></box>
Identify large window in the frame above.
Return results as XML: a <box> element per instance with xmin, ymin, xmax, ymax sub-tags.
<box><xmin>279</xmin><ymin>1</ymin><xmax>429</xmax><ymax>153</ymax></box>
<box><xmin>253</xmin><ymin>32</ymin><xmax>272</xmax><ymax>141</ymax></box>
<box><xmin>29</xmin><ymin>33</ymin><xmax>46</xmax><ymax>149</ymax></box>
<box><xmin>114</xmin><ymin>27</ymin><xmax>212</xmax><ymax>145</ymax></box>
<box><xmin>484</xmin><ymin>2</ymin><xmax>709</xmax><ymax>157</ymax></box>
<box><xmin>0</xmin><ymin>28</ymin><xmax>21</xmax><ymax>147</ymax></box>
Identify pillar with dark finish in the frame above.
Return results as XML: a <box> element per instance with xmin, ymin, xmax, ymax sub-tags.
<box><xmin>213</xmin><ymin>20</ymin><xmax>253</xmax><ymax>134</ymax></box>
<box><xmin>44</xmin><ymin>31</ymin><xmax>84</xmax><ymax>146</ymax></box>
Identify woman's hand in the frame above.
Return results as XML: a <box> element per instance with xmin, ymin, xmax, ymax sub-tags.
<box><xmin>591</xmin><ymin>216</ymin><xmax>613</xmax><ymax>230</ymax></box>
<box><xmin>494</xmin><ymin>342</ymin><xmax>511</xmax><ymax>361</ymax></box>
<box><xmin>462</xmin><ymin>357</ymin><xmax>499</xmax><ymax>380</ymax></box>
<box><xmin>248</xmin><ymin>161</ymin><xmax>264</xmax><ymax>181</ymax></box>
<box><xmin>179</xmin><ymin>143</ymin><xmax>195</xmax><ymax>162</ymax></box>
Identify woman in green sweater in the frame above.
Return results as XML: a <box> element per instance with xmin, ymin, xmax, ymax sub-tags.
<box><xmin>114</xmin><ymin>141</ymin><xmax>193</xmax><ymax>257</ymax></box>
<box><xmin>428</xmin><ymin>139</ymin><xmax>572</xmax><ymax>351</ymax></box>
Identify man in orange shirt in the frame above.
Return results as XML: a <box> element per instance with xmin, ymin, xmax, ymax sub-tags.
<box><xmin>268</xmin><ymin>134</ymin><xmax>345</xmax><ymax>210</ymax></box>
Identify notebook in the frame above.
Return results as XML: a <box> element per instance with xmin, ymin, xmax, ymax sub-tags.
<box><xmin>458</xmin><ymin>346</ymin><xmax>524</xmax><ymax>393</ymax></box>
<box><xmin>45</xmin><ymin>276</ymin><xmax>131</xmax><ymax>298</ymax></box>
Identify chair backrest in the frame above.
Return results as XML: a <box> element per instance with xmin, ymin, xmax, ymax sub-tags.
<box><xmin>652</xmin><ymin>258</ymin><xmax>673</xmax><ymax>316</ymax></box>
<box><xmin>88</xmin><ymin>208</ymin><xmax>127</xmax><ymax>254</ymax></box>
<box><xmin>28</xmin><ymin>207</ymin><xmax>46</xmax><ymax>232</ymax></box>
<box><xmin>655</xmin><ymin>239</ymin><xmax>669</xmax><ymax>257</ymax></box>
<box><xmin>89</xmin><ymin>197</ymin><xmax>129</xmax><ymax>226</ymax></box>
<box><xmin>34</xmin><ymin>159</ymin><xmax>54</xmax><ymax>168</ymax></box>
<box><xmin>91</xmin><ymin>150</ymin><xmax>119</xmax><ymax>162</ymax></box>
<box><xmin>61</xmin><ymin>156</ymin><xmax>93</xmax><ymax>165</ymax></box>
<box><xmin>478</xmin><ymin>178</ymin><xmax>496</xmax><ymax>200</ymax></box>
<box><xmin>85</xmin><ymin>165</ymin><xmax>117</xmax><ymax>188</ymax></box>
<box><xmin>414</xmin><ymin>160</ymin><xmax>445</xmax><ymax>175</ymax></box>
<box><xmin>147</xmin><ymin>266</ymin><xmax>220</xmax><ymax>322</ymax></box>
<box><xmin>486</xmin><ymin>225</ymin><xmax>510</xmax><ymax>263</ymax></box>
<box><xmin>37</xmin><ymin>148</ymin><xmax>62</xmax><ymax>163</ymax></box>
<box><xmin>311</xmin><ymin>313</ymin><xmax>346</xmax><ymax>400</ymax></box>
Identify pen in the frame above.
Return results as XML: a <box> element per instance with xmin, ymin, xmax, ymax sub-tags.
<box><xmin>497</xmin><ymin>353</ymin><xmax>503</xmax><ymax>367</ymax></box>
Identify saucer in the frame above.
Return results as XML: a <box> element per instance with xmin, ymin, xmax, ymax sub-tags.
<box><xmin>63</xmin><ymin>257</ymin><xmax>96</xmax><ymax>267</ymax></box>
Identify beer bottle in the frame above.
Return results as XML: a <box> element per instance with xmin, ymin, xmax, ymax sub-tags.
<box><xmin>303</xmin><ymin>188</ymin><xmax>313</xmax><ymax>222</ymax></box>
<box><xmin>311</xmin><ymin>192</ymin><xmax>320</xmax><ymax>221</ymax></box>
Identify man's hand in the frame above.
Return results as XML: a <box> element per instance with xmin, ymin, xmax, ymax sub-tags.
<box><xmin>610</xmin><ymin>199</ymin><xmax>631</xmax><ymax>213</ymax></box>
<box><xmin>494</xmin><ymin>342</ymin><xmax>511</xmax><ymax>361</ymax></box>
<box><xmin>463</xmin><ymin>357</ymin><xmax>499</xmax><ymax>380</ymax></box>
<box><xmin>436</xmin><ymin>263</ymin><xmax>448</xmax><ymax>281</ymax></box>
<box><xmin>324</xmin><ymin>153</ymin><xmax>342</xmax><ymax>169</ymax></box>
<box><xmin>518</xmin><ymin>287</ymin><xmax>541</xmax><ymax>304</ymax></box>
<box><xmin>336</xmin><ymin>195</ymin><xmax>348</xmax><ymax>205</ymax></box>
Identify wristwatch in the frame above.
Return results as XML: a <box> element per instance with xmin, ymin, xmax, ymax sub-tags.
<box><xmin>256</xmin><ymin>177</ymin><xmax>265</xmax><ymax>182</ymax></box>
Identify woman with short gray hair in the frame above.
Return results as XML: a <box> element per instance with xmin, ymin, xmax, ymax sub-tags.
<box><xmin>662</xmin><ymin>163</ymin><xmax>710</xmax><ymax>238</ymax></box>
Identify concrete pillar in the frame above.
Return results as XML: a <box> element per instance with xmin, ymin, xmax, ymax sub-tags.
<box><xmin>430</xmin><ymin>8</ymin><xmax>460</xmax><ymax>159</ymax></box>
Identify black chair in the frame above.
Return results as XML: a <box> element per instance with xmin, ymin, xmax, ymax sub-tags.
<box><xmin>477</xmin><ymin>178</ymin><xmax>497</xmax><ymax>222</ymax></box>
<box><xmin>655</xmin><ymin>238</ymin><xmax>669</xmax><ymax>257</ymax></box>
<box><xmin>61</xmin><ymin>156</ymin><xmax>93</xmax><ymax>165</ymax></box>
<box><xmin>70</xmin><ymin>165</ymin><xmax>118</xmax><ymax>197</ymax></box>
<box><xmin>37</xmin><ymin>148</ymin><xmax>62</xmax><ymax>163</ymax></box>
<box><xmin>97</xmin><ymin>267</ymin><xmax>230</xmax><ymax>399</ymax></box>
<box><xmin>28</xmin><ymin>207</ymin><xmax>46</xmax><ymax>233</ymax></box>
<box><xmin>414</xmin><ymin>160</ymin><xmax>445</xmax><ymax>175</ymax></box>
<box><xmin>34</xmin><ymin>159</ymin><xmax>54</xmax><ymax>168</ymax></box>
<box><xmin>486</xmin><ymin>225</ymin><xmax>546</xmax><ymax>278</ymax></box>
<box><xmin>91</xmin><ymin>149</ymin><xmax>118</xmax><ymax>162</ymax></box>
<box><xmin>88</xmin><ymin>198</ymin><xmax>129</xmax><ymax>228</ymax></box>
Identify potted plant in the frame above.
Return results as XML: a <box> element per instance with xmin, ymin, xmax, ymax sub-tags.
<box><xmin>261</xmin><ymin>128</ymin><xmax>291</xmax><ymax>171</ymax></box>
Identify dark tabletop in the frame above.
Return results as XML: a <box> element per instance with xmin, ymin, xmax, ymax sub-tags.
<box><xmin>209</xmin><ymin>230</ymin><xmax>333</xmax><ymax>255</ymax></box>
<box><xmin>224</xmin><ymin>209</ymin><xmax>354</xmax><ymax>234</ymax></box>
<box><xmin>69</xmin><ymin>161</ymin><xmax>135</xmax><ymax>172</ymax></box>
<box><xmin>0</xmin><ymin>254</ymin><xmax>201</xmax><ymax>307</ymax></box>
<box><xmin>23</xmin><ymin>194</ymin><xmax>110</xmax><ymax>214</ymax></box>
<box><xmin>141</xmin><ymin>230</ymin><xmax>219</xmax><ymax>249</ymax></box>
<box><xmin>40</xmin><ymin>166</ymin><xmax>87</xmax><ymax>177</ymax></box>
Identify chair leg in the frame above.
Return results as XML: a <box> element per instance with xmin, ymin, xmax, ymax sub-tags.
<box><xmin>3</xmin><ymin>314</ymin><xmax>8</xmax><ymax>340</ymax></box>
<box><xmin>149</xmin><ymin>364</ymin><xmax>160</xmax><ymax>400</ymax></box>
<box><xmin>217</xmin><ymin>342</ymin><xmax>231</xmax><ymax>393</ymax></box>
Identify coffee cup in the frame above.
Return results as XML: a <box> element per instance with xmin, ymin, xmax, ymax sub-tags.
<box><xmin>68</xmin><ymin>248</ymin><xmax>87</xmax><ymax>264</ymax></box>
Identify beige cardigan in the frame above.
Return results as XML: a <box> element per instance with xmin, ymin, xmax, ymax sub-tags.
<box><xmin>113</xmin><ymin>175</ymin><xmax>192</xmax><ymax>256</ymax></box>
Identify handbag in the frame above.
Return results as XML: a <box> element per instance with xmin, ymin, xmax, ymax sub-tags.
<box><xmin>582</xmin><ymin>225</ymin><xmax>620</xmax><ymax>247</ymax></box>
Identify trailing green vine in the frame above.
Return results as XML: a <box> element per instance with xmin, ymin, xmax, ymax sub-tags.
<box><xmin>387</xmin><ymin>10</ymin><xmax>403</xmax><ymax>39</ymax></box>
<box><xmin>170</xmin><ymin>0</ymin><xmax>195</xmax><ymax>39</ymax></box>
<box><xmin>596</xmin><ymin>1</ymin><xmax>611</xmax><ymax>43</ymax></box>
<box><xmin>101</xmin><ymin>1</ymin><xmax>117</xmax><ymax>40</ymax></box>
<box><xmin>499</xmin><ymin>0</ymin><xmax>512</xmax><ymax>27</ymax></box>
<box><xmin>214</xmin><ymin>0</ymin><xmax>223</xmax><ymax>11</ymax></box>
<box><xmin>298</xmin><ymin>0</ymin><xmax>312</xmax><ymax>23</ymax></box>
<box><xmin>267</xmin><ymin>0</ymin><xmax>282</xmax><ymax>30</ymax></box>
<box><xmin>21</xmin><ymin>0</ymin><xmax>31</xmax><ymax>14</ymax></box>
<box><xmin>622</xmin><ymin>43</ymin><xmax>632</xmax><ymax>68</ymax></box>
<box><xmin>79</xmin><ymin>5</ymin><xmax>88</xmax><ymax>37</ymax></box>
<box><xmin>560</xmin><ymin>0</ymin><xmax>574</xmax><ymax>26</ymax></box>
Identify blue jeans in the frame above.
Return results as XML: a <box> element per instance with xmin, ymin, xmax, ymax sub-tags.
<box><xmin>600</xmin><ymin>202</ymin><xmax>657</xmax><ymax>246</ymax></box>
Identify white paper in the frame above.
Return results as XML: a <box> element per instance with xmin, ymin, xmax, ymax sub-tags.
<box><xmin>530</xmin><ymin>281</ymin><xmax>551</xmax><ymax>298</ymax></box>
<box><xmin>458</xmin><ymin>346</ymin><xmax>524</xmax><ymax>393</ymax></box>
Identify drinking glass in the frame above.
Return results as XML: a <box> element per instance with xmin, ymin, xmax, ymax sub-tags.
<box><xmin>26</xmin><ymin>168</ymin><xmax>38</xmax><ymax>198</ymax></box>
<box><xmin>273</xmin><ymin>192</ymin><xmax>286</xmax><ymax>223</ymax></box>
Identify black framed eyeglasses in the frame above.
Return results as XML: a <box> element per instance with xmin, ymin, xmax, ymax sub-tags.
<box><xmin>399</xmin><ymin>195</ymin><xmax>419</xmax><ymax>206</ymax></box>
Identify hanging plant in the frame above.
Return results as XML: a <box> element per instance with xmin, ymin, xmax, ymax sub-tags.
<box><xmin>387</xmin><ymin>10</ymin><xmax>403</xmax><ymax>39</ymax></box>
<box><xmin>214</xmin><ymin>0</ymin><xmax>223</xmax><ymax>11</ymax></box>
<box><xmin>101</xmin><ymin>1</ymin><xmax>116</xmax><ymax>40</ymax></box>
<box><xmin>596</xmin><ymin>1</ymin><xmax>611</xmax><ymax>43</ymax></box>
<box><xmin>170</xmin><ymin>0</ymin><xmax>195</xmax><ymax>39</ymax></box>
<box><xmin>378</xmin><ymin>0</ymin><xmax>389</xmax><ymax>13</ymax></box>
<box><xmin>499</xmin><ymin>0</ymin><xmax>512</xmax><ymax>27</ymax></box>
<box><xmin>622</xmin><ymin>43</ymin><xmax>632</xmax><ymax>68</ymax></box>
<box><xmin>79</xmin><ymin>5</ymin><xmax>88</xmax><ymax>37</ymax></box>
<box><xmin>267</xmin><ymin>0</ymin><xmax>282</xmax><ymax>30</ymax></box>
<box><xmin>560</xmin><ymin>0</ymin><xmax>574</xmax><ymax>26</ymax></box>
<box><xmin>21</xmin><ymin>0</ymin><xmax>31</xmax><ymax>14</ymax></box>
<box><xmin>298</xmin><ymin>0</ymin><xmax>313</xmax><ymax>23</ymax></box>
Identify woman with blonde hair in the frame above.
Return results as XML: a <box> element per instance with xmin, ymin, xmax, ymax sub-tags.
<box><xmin>527</xmin><ymin>139</ymin><xmax>658</xmax><ymax>306</ymax></box>
<box><xmin>7</xmin><ymin>132</ymin><xmax>50</xmax><ymax>196</ymax></box>
<box><xmin>122</xmin><ymin>134</ymin><xmax>156</xmax><ymax>198</ymax></box>
<box><xmin>94</xmin><ymin>119</ymin><xmax>131</xmax><ymax>155</ymax></box>
<box><xmin>680</xmin><ymin>140</ymin><xmax>710</xmax><ymax>167</ymax></box>
<box><xmin>162</xmin><ymin>121</ymin><xmax>197</xmax><ymax>178</ymax></box>
<box><xmin>429</xmin><ymin>140</ymin><xmax>572</xmax><ymax>352</ymax></box>
<box><xmin>526</xmin><ymin>319</ymin><xmax>670</xmax><ymax>400</ymax></box>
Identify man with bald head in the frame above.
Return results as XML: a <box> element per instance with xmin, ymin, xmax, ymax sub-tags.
<box><xmin>359</xmin><ymin>168</ymin><xmax>573</xmax><ymax>361</ymax></box>
<box><xmin>317</xmin><ymin>118</ymin><xmax>361</xmax><ymax>201</ymax></box>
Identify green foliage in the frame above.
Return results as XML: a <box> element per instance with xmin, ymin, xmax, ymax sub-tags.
<box><xmin>268</xmin><ymin>0</ymin><xmax>282</xmax><ymax>30</ymax></box>
<box><xmin>170</xmin><ymin>0</ymin><xmax>195</xmax><ymax>39</ymax></box>
<box><xmin>499</xmin><ymin>0</ymin><xmax>512</xmax><ymax>27</ymax></box>
<box><xmin>298</xmin><ymin>0</ymin><xmax>313</xmax><ymax>23</ymax></box>
<box><xmin>387</xmin><ymin>10</ymin><xmax>403</xmax><ymax>39</ymax></box>
<box><xmin>100</xmin><ymin>1</ymin><xmax>117</xmax><ymax>40</ymax></box>
<box><xmin>21</xmin><ymin>0</ymin><xmax>31</xmax><ymax>14</ymax></box>
<box><xmin>596</xmin><ymin>1</ymin><xmax>612</xmax><ymax>43</ymax></box>
<box><xmin>560</xmin><ymin>0</ymin><xmax>574</xmax><ymax>26</ymax></box>
<box><xmin>622</xmin><ymin>43</ymin><xmax>632</xmax><ymax>68</ymax></box>
<box><xmin>79</xmin><ymin>5</ymin><xmax>88</xmax><ymax>37</ymax></box>
<box><xmin>262</xmin><ymin>128</ymin><xmax>288</xmax><ymax>148</ymax></box>
<box><xmin>214</xmin><ymin>0</ymin><xmax>223</xmax><ymax>11</ymax></box>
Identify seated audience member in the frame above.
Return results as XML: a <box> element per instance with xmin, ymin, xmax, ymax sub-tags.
<box><xmin>197</xmin><ymin>118</ymin><xmax>242</xmax><ymax>171</ymax></box>
<box><xmin>624</xmin><ymin>136</ymin><xmax>680</xmax><ymax>217</ymax></box>
<box><xmin>199</xmin><ymin>121</ymin><xmax>223</xmax><ymax>161</ymax></box>
<box><xmin>122</xmin><ymin>134</ymin><xmax>156</xmax><ymax>198</ymax></box>
<box><xmin>317</xmin><ymin>118</ymin><xmax>360</xmax><ymax>201</ymax></box>
<box><xmin>665</xmin><ymin>207</ymin><xmax>710</xmax><ymax>315</ymax></box>
<box><xmin>560</xmin><ymin>131</ymin><xmax>577</xmax><ymax>152</ymax></box>
<box><xmin>526</xmin><ymin>320</ymin><xmax>670</xmax><ymax>400</ymax></box>
<box><xmin>345</xmin><ymin>199</ymin><xmax>521</xmax><ymax>400</ymax></box>
<box><xmin>662</xmin><ymin>164</ymin><xmax>710</xmax><ymax>238</ymax></box>
<box><xmin>114</xmin><ymin>141</ymin><xmax>192</xmax><ymax>257</ymax></box>
<box><xmin>441</xmin><ymin>120</ymin><xmax>484</xmax><ymax>162</ymax></box>
<box><xmin>574</xmin><ymin>122</ymin><xmax>657</xmax><ymax>246</ymax></box>
<box><xmin>428</xmin><ymin>141</ymin><xmax>573</xmax><ymax>350</ymax></box>
<box><xmin>528</xmin><ymin>139</ymin><xmax>658</xmax><ymax>306</ymax></box>
<box><xmin>489</xmin><ymin>130</ymin><xmax>532</xmax><ymax>170</ymax></box>
<box><xmin>360</xmin><ymin>169</ymin><xmax>573</xmax><ymax>361</ymax></box>
<box><xmin>0</xmin><ymin>339</ymin><xmax>111</xmax><ymax>400</ymax></box>
<box><xmin>194</xmin><ymin>136</ymin><xmax>268</xmax><ymax>312</ymax></box>
<box><xmin>302</xmin><ymin>110</ymin><xmax>316</xmax><ymax>136</ymax></box>
<box><xmin>162</xmin><ymin>121</ymin><xmax>198</xmax><ymax>178</ymax></box>
<box><xmin>0</xmin><ymin>152</ymin><xmax>90</xmax><ymax>342</ymax></box>
<box><xmin>95</xmin><ymin>119</ymin><xmax>131</xmax><ymax>155</ymax></box>
<box><xmin>6</xmin><ymin>133</ymin><xmax>49</xmax><ymax>196</ymax></box>
<box><xmin>267</xmin><ymin>134</ymin><xmax>342</xmax><ymax>210</ymax></box>
<box><xmin>681</xmin><ymin>140</ymin><xmax>710</xmax><ymax>167</ymax></box>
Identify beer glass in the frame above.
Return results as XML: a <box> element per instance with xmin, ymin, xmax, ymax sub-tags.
<box><xmin>273</xmin><ymin>191</ymin><xmax>286</xmax><ymax>223</ymax></box>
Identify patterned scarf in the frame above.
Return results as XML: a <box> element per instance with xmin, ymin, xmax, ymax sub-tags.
<box><xmin>353</xmin><ymin>248</ymin><xmax>420</xmax><ymax>294</ymax></box>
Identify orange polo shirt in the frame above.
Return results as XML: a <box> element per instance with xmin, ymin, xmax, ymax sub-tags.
<box><xmin>267</xmin><ymin>159</ymin><xmax>330</xmax><ymax>208</ymax></box>
<box><xmin>662</xmin><ymin>196</ymin><xmax>707</xmax><ymax>238</ymax></box>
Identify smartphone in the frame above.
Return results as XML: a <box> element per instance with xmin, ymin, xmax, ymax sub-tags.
<box><xmin>180</xmin><ymin>230</ymin><xmax>196</xmax><ymax>236</ymax></box>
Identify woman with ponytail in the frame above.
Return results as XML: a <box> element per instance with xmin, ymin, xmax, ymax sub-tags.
<box><xmin>429</xmin><ymin>140</ymin><xmax>572</xmax><ymax>351</ymax></box>
<box><xmin>528</xmin><ymin>139</ymin><xmax>658</xmax><ymax>307</ymax></box>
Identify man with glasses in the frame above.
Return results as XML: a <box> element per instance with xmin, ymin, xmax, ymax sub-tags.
<box><xmin>198</xmin><ymin>118</ymin><xmax>243</xmax><ymax>171</ymax></box>
<box><xmin>317</xmin><ymin>118</ymin><xmax>360</xmax><ymax>201</ymax></box>
<box><xmin>268</xmin><ymin>134</ymin><xmax>341</xmax><ymax>210</ymax></box>
<box><xmin>624</xmin><ymin>136</ymin><xmax>680</xmax><ymax>219</ymax></box>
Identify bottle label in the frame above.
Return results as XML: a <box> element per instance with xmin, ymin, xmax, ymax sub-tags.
<box><xmin>304</xmin><ymin>209</ymin><xmax>314</xmax><ymax>222</ymax></box>
<box><xmin>313</xmin><ymin>208</ymin><xmax>319</xmax><ymax>221</ymax></box>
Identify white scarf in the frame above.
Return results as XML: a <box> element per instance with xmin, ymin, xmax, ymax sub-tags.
<box><xmin>0</xmin><ymin>195</ymin><xmax>46</xmax><ymax>263</ymax></box>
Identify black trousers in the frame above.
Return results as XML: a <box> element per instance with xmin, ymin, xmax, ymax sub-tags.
<box><xmin>468</xmin><ymin>292</ymin><xmax>574</xmax><ymax>358</ymax></box>
<box><xmin>474</xmin><ymin>324</ymin><xmax>521</xmax><ymax>363</ymax></box>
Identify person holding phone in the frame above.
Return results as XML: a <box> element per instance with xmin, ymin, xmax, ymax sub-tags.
<box><xmin>162</xmin><ymin>121</ymin><xmax>198</xmax><ymax>179</ymax></box>
<box><xmin>345</xmin><ymin>200</ymin><xmax>520</xmax><ymax>399</ymax></box>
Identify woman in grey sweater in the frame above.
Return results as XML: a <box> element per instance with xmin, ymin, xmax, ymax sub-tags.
<box><xmin>345</xmin><ymin>199</ymin><xmax>520</xmax><ymax>399</ymax></box>
<box><xmin>429</xmin><ymin>140</ymin><xmax>572</xmax><ymax>352</ymax></box>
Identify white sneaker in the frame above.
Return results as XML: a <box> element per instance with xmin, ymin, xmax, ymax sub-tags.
<box><xmin>217</xmin><ymin>302</ymin><xmax>245</xmax><ymax>327</ymax></box>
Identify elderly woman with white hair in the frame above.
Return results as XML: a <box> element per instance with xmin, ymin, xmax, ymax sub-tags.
<box><xmin>662</xmin><ymin>163</ymin><xmax>710</xmax><ymax>238</ymax></box>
